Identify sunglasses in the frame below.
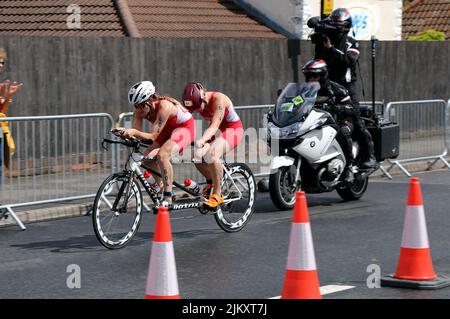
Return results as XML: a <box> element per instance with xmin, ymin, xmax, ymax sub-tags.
<box><xmin>0</xmin><ymin>61</ymin><xmax>5</xmax><ymax>65</ymax></box>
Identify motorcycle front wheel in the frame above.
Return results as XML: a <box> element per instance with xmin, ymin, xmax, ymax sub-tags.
<box><xmin>269</xmin><ymin>166</ymin><xmax>298</xmax><ymax>210</ymax></box>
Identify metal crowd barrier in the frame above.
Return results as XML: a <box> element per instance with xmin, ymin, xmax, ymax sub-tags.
<box><xmin>0</xmin><ymin>113</ymin><xmax>115</xmax><ymax>230</ymax></box>
<box><xmin>383</xmin><ymin>100</ymin><xmax>450</xmax><ymax>177</ymax></box>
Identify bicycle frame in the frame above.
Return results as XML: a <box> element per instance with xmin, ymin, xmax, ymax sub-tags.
<box><xmin>102</xmin><ymin>134</ymin><xmax>245</xmax><ymax>212</ymax></box>
<box><xmin>127</xmin><ymin>151</ymin><xmax>244</xmax><ymax>212</ymax></box>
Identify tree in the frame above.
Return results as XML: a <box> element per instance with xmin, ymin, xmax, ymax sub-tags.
<box><xmin>407</xmin><ymin>29</ymin><xmax>446</xmax><ymax>41</ymax></box>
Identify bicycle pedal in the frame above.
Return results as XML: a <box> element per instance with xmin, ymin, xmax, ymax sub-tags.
<box><xmin>198</xmin><ymin>206</ymin><xmax>209</xmax><ymax>215</ymax></box>
<box><xmin>201</xmin><ymin>203</ymin><xmax>219</xmax><ymax>213</ymax></box>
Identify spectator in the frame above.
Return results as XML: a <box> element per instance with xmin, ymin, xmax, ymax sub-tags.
<box><xmin>0</xmin><ymin>48</ymin><xmax>22</xmax><ymax>168</ymax></box>
<box><xmin>0</xmin><ymin>48</ymin><xmax>23</xmax><ymax>114</ymax></box>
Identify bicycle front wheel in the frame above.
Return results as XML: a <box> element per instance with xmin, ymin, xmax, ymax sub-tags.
<box><xmin>214</xmin><ymin>163</ymin><xmax>257</xmax><ymax>232</ymax></box>
<box><xmin>93</xmin><ymin>172</ymin><xmax>143</xmax><ymax>249</ymax></box>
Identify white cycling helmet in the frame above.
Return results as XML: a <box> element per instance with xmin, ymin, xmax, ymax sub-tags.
<box><xmin>128</xmin><ymin>81</ymin><xmax>155</xmax><ymax>105</ymax></box>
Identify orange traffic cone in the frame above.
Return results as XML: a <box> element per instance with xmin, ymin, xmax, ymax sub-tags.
<box><xmin>381</xmin><ymin>177</ymin><xmax>450</xmax><ymax>289</ymax></box>
<box><xmin>281</xmin><ymin>191</ymin><xmax>321</xmax><ymax>299</ymax></box>
<box><xmin>394</xmin><ymin>177</ymin><xmax>436</xmax><ymax>280</ymax></box>
<box><xmin>144</xmin><ymin>206</ymin><xmax>180</xmax><ymax>299</ymax></box>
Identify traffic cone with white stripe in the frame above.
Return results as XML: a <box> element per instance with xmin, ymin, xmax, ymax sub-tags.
<box><xmin>281</xmin><ymin>191</ymin><xmax>321</xmax><ymax>299</ymax></box>
<box><xmin>144</xmin><ymin>206</ymin><xmax>180</xmax><ymax>299</ymax></box>
<box><xmin>381</xmin><ymin>177</ymin><xmax>450</xmax><ymax>289</ymax></box>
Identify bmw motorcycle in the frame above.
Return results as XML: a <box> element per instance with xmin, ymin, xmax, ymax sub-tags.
<box><xmin>264</xmin><ymin>82</ymin><xmax>379</xmax><ymax>210</ymax></box>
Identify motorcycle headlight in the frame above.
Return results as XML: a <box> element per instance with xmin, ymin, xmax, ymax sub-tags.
<box><xmin>269</xmin><ymin>122</ymin><xmax>302</xmax><ymax>139</ymax></box>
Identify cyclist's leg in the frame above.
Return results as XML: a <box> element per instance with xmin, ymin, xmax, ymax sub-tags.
<box><xmin>157</xmin><ymin>124</ymin><xmax>195</xmax><ymax>204</ymax></box>
<box><xmin>156</xmin><ymin>140</ymin><xmax>179</xmax><ymax>204</ymax></box>
<box><xmin>194</xmin><ymin>136</ymin><xmax>214</xmax><ymax>194</ymax></box>
<box><xmin>192</xmin><ymin>160</ymin><xmax>214</xmax><ymax>198</ymax></box>
<box><xmin>206</xmin><ymin>137</ymin><xmax>230</xmax><ymax>198</ymax></box>
<box><xmin>204</xmin><ymin>124</ymin><xmax>243</xmax><ymax>207</ymax></box>
<box><xmin>194</xmin><ymin>143</ymin><xmax>212</xmax><ymax>184</ymax></box>
<box><xmin>142</xmin><ymin>142</ymin><xmax>162</xmax><ymax>186</ymax></box>
<box><xmin>194</xmin><ymin>162</ymin><xmax>211</xmax><ymax>180</ymax></box>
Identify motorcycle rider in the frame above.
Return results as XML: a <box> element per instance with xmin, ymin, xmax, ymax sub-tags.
<box><xmin>312</xmin><ymin>8</ymin><xmax>378</xmax><ymax>169</ymax></box>
<box><xmin>302</xmin><ymin>59</ymin><xmax>355</xmax><ymax>171</ymax></box>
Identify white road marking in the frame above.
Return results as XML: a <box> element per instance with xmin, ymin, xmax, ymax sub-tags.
<box><xmin>320</xmin><ymin>284</ymin><xmax>355</xmax><ymax>295</ymax></box>
<box><xmin>269</xmin><ymin>284</ymin><xmax>355</xmax><ymax>299</ymax></box>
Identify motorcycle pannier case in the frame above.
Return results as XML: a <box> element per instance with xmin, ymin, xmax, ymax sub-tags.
<box><xmin>367</xmin><ymin>120</ymin><xmax>400</xmax><ymax>162</ymax></box>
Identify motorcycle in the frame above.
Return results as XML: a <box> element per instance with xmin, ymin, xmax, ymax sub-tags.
<box><xmin>263</xmin><ymin>82</ymin><xmax>386</xmax><ymax>210</ymax></box>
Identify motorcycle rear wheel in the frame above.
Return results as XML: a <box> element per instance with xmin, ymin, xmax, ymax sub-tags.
<box><xmin>336</xmin><ymin>176</ymin><xmax>368</xmax><ymax>201</ymax></box>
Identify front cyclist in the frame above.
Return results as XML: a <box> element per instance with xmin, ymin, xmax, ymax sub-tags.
<box><xmin>182</xmin><ymin>82</ymin><xmax>244</xmax><ymax>208</ymax></box>
<box><xmin>117</xmin><ymin>81</ymin><xmax>195</xmax><ymax>206</ymax></box>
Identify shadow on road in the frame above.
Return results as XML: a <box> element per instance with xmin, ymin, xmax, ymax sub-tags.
<box><xmin>10</xmin><ymin>234</ymin><xmax>106</xmax><ymax>253</ymax></box>
<box><xmin>9</xmin><ymin>228</ymin><xmax>224</xmax><ymax>253</ymax></box>
<box><xmin>254</xmin><ymin>192</ymin><xmax>344</xmax><ymax>213</ymax></box>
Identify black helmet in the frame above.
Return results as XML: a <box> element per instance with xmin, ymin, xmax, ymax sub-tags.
<box><xmin>302</xmin><ymin>59</ymin><xmax>328</xmax><ymax>83</ymax></box>
<box><xmin>329</xmin><ymin>8</ymin><xmax>352</xmax><ymax>32</ymax></box>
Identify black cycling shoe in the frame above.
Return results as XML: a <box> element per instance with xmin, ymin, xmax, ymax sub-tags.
<box><xmin>342</xmin><ymin>168</ymin><xmax>354</xmax><ymax>183</ymax></box>
<box><xmin>361</xmin><ymin>156</ymin><xmax>379</xmax><ymax>170</ymax></box>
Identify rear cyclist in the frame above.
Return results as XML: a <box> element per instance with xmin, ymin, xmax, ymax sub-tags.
<box><xmin>182</xmin><ymin>82</ymin><xmax>244</xmax><ymax>208</ymax></box>
<box><xmin>117</xmin><ymin>81</ymin><xmax>195</xmax><ymax>205</ymax></box>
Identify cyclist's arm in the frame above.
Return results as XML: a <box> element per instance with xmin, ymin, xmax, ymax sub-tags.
<box><xmin>199</xmin><ymin>97</ymin><xmax>225</xmax><ymax>145</ymax></box>
<box><xmin>134</xmin><ymin>102</ymin><xmax>171</xmax><ymax>140</ymax></box>
<box><xmin>121</xmin><ymin>102</ymin><xmax>170</xmax><ymax>140</ymax></box>
<box><xmin>133</xmin><ymin>108</ymin><xmax>145</xmax><ymax>131</ymax></box>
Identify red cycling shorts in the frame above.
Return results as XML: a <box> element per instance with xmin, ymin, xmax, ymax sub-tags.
<box><xmin>207</xmin><ymin>119</ymin><xmax>244</xmax><ymax>150</ymax></box>
<box><xmin>155</xmin><ymin>117</ymin><xmax>195</xmax><ymax>153</ymax></box>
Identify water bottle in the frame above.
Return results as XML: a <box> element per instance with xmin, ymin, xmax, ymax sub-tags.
<box><xmin>184</xmin><ymin>179</ymin><xmax>201</xmax><ymax>194</ymax></box>
<box><xmin>144</xmin><ymin>171</ymin><xmax>160</xmax><ymax>194</ymax></box>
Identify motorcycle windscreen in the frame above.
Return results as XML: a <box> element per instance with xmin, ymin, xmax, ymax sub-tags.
<box><xmin>273</xmin><ymin>82</ymin><xmax>319</xmax><ymax>127</ymax></box>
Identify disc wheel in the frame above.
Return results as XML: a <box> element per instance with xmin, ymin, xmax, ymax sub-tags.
<box><xmin>214</xmin><ymin>163</ymin><xmax>256</xmax><ymax>232</ymax></box>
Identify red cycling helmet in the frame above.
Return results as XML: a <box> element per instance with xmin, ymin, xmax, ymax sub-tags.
<box><xmin>182</xmin><ymin>82</ymin><xmax>206</xmax><ymax>112</ymax></box>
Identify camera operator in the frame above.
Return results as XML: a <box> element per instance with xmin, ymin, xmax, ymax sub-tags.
<box><xmin>308</xmin><ymin>8</ymin><xmax>378</xmax><ymax>169</ymax></box>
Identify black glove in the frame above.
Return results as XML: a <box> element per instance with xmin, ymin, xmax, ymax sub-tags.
<box><xmin>322</xmin><ymin>103</ymin><xmax>337</xmax><ymax>113</ymax></box>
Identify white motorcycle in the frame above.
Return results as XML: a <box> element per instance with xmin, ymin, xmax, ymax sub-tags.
<box><xmin>264</xmin><ymin>82</ymin><xmax>375</xmax><ymax>210</ymax></box>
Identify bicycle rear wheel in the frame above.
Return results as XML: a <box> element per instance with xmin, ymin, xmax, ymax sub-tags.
<box><xmin>214</xmin><ymin>163</ymin><xmax>256</xmax><ymax>232</ymax></box>
<box><xmin>93</xmin><ymin>172</ymin><xmax>143</xmax><ymax>249</ymax></box>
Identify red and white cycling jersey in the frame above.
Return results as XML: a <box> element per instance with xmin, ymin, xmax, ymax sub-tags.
<box><xmin>199</xmin><ymin>92</ymin><xmax>243</xmax><ymax>149</ymax></box>
<box><xmin>199</xmin><ymin>92</ymin><xmax>240</xmax><ymax>125</ymax></box>
<box><xmin>146</xmin><ymin>99</ymin><xmax>192</xmax><ymax>128</ymax></box>
<box><xmin>146</xmin><ymin>98</ymin><xmax>195</xmax><ymax>151</ymax></box>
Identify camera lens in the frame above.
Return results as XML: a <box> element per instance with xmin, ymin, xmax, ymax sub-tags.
<box><xmin>307</xmin><ymin>16</ymin><xmax>320</xmax><ymax>28</ymax></box>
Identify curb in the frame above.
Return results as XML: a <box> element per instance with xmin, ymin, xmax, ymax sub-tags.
<box><xmin>0</xmin><ymin>202</ymin><xmax>93</xmax><ymax>228</ymax></box>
